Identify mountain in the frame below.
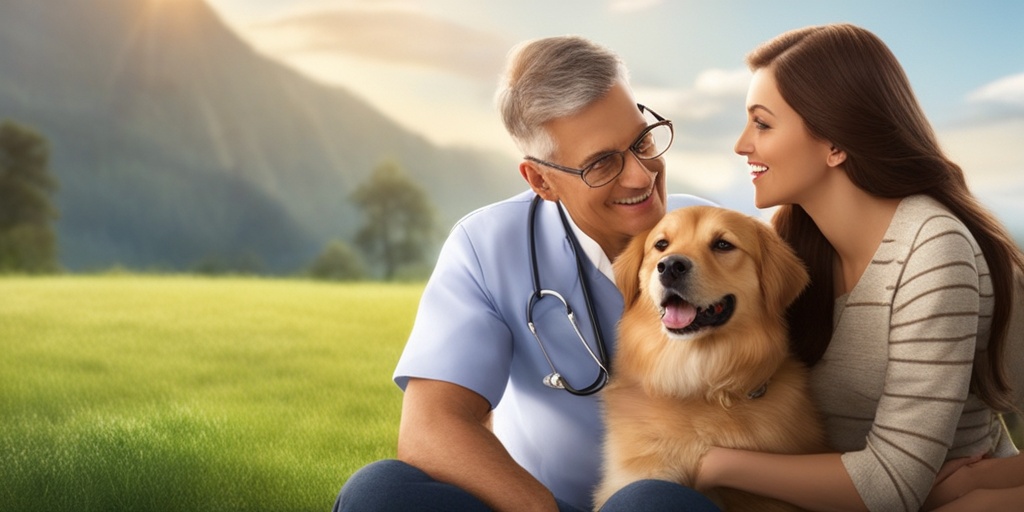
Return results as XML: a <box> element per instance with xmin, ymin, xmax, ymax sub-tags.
<box><xmin>0</xmin><ymin>0</ymin><xmax>523</xmax><ymax>272</ymax></box>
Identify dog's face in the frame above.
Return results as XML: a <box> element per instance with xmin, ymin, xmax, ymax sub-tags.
<box><xmin>614</xmin><ymin>206</ymin><xmax>809</xmax><ymax>342</ymax></box>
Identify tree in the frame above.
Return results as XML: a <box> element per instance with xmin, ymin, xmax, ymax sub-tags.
<box><xmin>307</xmin><ymin>239</ymin><xmax>365</xmax><ymax>281</ymax></box>
<box><xmin>0</xmin><ymin>121</ymin><xmax>59</xmax><ymax>273</ymax></box>
<box><xmin>351</xmin><ymin>159</ymin><xmax>436</xmax><ymax>280</ymax></box>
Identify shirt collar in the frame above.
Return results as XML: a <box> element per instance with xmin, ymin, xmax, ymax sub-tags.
<box><xmin>558</xmin><ymin>202</ymin><xmax>616</xmax><ymax>284</ymax></box>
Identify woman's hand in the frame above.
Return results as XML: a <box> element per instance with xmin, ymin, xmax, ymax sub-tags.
<box><xmin>689</xmin><ymin>447</ymin><xmax>868</xmax><ymax>511</ymax></box>
<box><xmin>930</xmin><ymin>486</ymin><xmax>1024</xmax><ymax>512</ymax></box>
<box><xmin>924</xmin><ymin>454</ymin><xmax>984</xmax><ymax>509</ymax></box>
<box><xmin>925</xmin><ymin>454</ymin><xmax>1024</xmax><ymax>511</ymax></box>
<box><xmin>693</xmin><ymin>447</ymin><xmax>721</xmax><ymax>493</ymax></box>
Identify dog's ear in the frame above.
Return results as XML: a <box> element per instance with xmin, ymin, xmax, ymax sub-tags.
<box><xmin>756</xmin><ymin>220</ymin><xmax>810</xmax><ymax>314</ymax></box>
<box><xmin>613</xmin><ymin>229</ymin><xmax>651</xmax><ymax>307</ymax></box>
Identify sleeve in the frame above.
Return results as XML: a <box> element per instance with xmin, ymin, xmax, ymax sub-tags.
<box><xmin>393</xmin><ymin>223</ymin><xmax>514</xmax><ymax>408</ymax></box>
<box><xmin>842</xmin><ymin>215</ymin><xmax>981</xmax><ymax>512</ymax></box>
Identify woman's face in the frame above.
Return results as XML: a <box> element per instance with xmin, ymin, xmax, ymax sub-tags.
<box><xmin>734</xmin><ymin>68</ymin><xmax>836</xmax><ymax>209</ymax></box>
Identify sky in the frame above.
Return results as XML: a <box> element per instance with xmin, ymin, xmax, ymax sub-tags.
<box><xmin>205</xmin><ymin>0</ymin><xmax>1024</xmax><ymax>224</ymax></box>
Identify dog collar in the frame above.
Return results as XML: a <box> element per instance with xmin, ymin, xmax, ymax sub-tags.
<box><xmin>747</xmin><ymin>381</ymin><xmax>769</xmax><ymax>400</ymax></box>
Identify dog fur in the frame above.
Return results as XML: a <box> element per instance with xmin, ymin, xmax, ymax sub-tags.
<box><xmin>594</xmin><ymin>206</ymin><xmax>826</xmax><ymax>511</ymax></box>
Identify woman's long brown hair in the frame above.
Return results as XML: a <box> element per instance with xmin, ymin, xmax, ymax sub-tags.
<box><xmin>748</xmin><ymin>23</ymin><xmax>1023</xmax><ymax>412</ymax></box>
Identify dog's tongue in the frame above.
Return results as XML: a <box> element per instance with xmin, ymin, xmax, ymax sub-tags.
<box><xmin>662</xmin><ymin>302</ymin><xmax>697</xmax><ymax>329</ymax></box>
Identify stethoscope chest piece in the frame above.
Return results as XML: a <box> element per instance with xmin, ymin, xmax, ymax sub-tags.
<box><xmin>543</xmin><ymin>372</ymin><xmax>565</xmax><ymax>390</ymax></box>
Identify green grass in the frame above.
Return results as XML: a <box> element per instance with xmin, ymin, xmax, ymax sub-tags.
<box><xmin>2</xmin><ymin>276</ymin><xmax>1020</xmax><ymax>511</ymax></box>
<box><xmin>0</xmin><ymin>275</ymin><xmax>418</xmax><ymax>511</ymax></box>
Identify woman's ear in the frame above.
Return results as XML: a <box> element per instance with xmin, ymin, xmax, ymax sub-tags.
<box><xmin>826</xmin><ymin>145</ymin><xmax>847</xmax><ymax>168</ymax></box>
<box><xmin>520</xmin><ymin>161</ymin><xmax>558</xmax><ymax>201</ymax></box>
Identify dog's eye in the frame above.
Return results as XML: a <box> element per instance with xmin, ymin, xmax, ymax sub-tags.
<box><xmin>654</xmin><ymin>239</ymin><xmax>669</xmax><ymax>251</ymax></box>
<box><xmin>712</xmin><ymin>239</ymin><xmax>735</xmax><ymax>252</ymax></box>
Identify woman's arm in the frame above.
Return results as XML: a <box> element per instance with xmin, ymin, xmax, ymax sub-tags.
<box><xmin>925</xmin><ymin>453</ymin><xmax>1024</xmax><ymax>510</ymax></box>
<box><xmin>697</xmin><ymin>447</ymin><xmax>868</xmax><ymax>512</ymax></box>
<box><xmin>932</xmin><ymin>486</ymin><xmax>1024</xmax><ymax>512</ymax></box>
<box><xmin>397</xmin><ymin>377</ymin><xmax>559</xmax><ymax>512</ymax></box>
<box><xmin>817</xmin><ymin>212</ymin><xmax>985</xmax><ymax>510</ymax></box>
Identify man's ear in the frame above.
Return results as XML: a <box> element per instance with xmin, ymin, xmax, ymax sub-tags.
<box><xmin>827</xmin><ymin>145</ymin><xmax>847</xmax><ymax>168</ymax></box>
<box><xmin>520</xmin><ymin>161</ymin><xmax>558</xmax><ymax>201</ymax></box>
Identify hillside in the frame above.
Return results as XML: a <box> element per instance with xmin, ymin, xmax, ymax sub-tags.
<box><xmin>0</xmin><ymin>0</ymin><xmax>522</xmax><ymax>272</ymax></box>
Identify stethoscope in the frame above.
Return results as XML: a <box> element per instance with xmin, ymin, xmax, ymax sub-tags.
<box><xmin>525</xmin><ymin>194</ymin><xmax>610</xmax><ymax>396</ymax></box>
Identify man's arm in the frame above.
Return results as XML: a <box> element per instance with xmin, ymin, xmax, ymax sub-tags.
<box><xmin>397</xmin><ymin>378</ymin><xmax>559</xmax><ymax>512</ymax></box>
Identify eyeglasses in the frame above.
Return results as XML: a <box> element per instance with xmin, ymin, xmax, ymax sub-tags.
<box><xmin>525</xmin><ymin>104</ymin><xmax>674</xmax><ymax>188</ymax></box>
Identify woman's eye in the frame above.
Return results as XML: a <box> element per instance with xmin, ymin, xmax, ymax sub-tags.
<box><xmin>753</xmin><ymin>118</ymin><xmax>770</xmax><ymax>130</ymax></box>
<box><xmin>654</xmin><ymin>239</ymin><xmax>669</xmax><ymax>251</ymax></box>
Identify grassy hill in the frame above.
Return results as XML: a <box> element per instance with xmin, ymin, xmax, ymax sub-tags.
<box><xmin>0</xmin><ymin>275</ymin><xmax>418</xmax><ymax>511</ymax></box>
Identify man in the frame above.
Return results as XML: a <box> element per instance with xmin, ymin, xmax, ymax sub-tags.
<box><xmin>335</xmin><ymin>35</ymin><xmax>719</xmax><ymax>512</ymax></box>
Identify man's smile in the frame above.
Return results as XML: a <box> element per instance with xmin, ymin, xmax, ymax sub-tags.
<box><xmin>614</xmin><ymin>187</ymin><xmax>653</xmax><ymax>206</ymax></box>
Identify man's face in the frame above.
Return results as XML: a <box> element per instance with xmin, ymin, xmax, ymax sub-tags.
<box><xmin>522</xmin><ymin>81</ymin><xmax>668</xmax><ymax>259</ymax></box>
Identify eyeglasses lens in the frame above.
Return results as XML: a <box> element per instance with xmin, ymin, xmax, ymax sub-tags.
<box><xmin>583</xmin><ymin>122</ymin><xmax>673</xmax><ymax>187</ymax></box>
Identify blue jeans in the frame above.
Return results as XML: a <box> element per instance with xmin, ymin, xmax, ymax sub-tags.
<box><xmin>333</xmin><ymin>459</ymin><xmax>721</xmax><ymax>512</ymax></box>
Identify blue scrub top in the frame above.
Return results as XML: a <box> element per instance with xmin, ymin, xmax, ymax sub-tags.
<box><xmin>394</xmin><ymin>190</ymin><xmax>714</xmax><ymax>510</ymax></box>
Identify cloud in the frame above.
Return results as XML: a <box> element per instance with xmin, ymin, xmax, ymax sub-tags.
<box><xmin>608</xmin><ymin>0</ymin><xmax>664</xmax><ymax>13</ymax></box>
<box><xmin>967</xmin><ymin>72</ymin><xmax>1024</xmax><ymax>107</ymax></box>
<box><xmin>933</xmin><ymin>72</ymin><xmax>1024</xmax><ymax>234</ymax></box>
<box><xmin>937</xmin><ymin>72</ymin><xmax>1024</xmax><ymax>194</ymax></box>
<box><xmin>635</xmin><ymin>67</ymin><xmax>748</xmax><ymax>125</ymax></box>
<box><xmin>691</xmin><ymin>68</ymin><xmax>753</xmax><ymax>97</ymax></box>
<box><xmin>962</xmin><ymin>72</ymin><xmax>1024</xmax><ymax>121</ymax></box>
<box><xmin>939</xmin><ymin>118</ymin><xmax>1024</xmax><ymax>187</ymax></box>
<box><xmin>973</xmin><ymin>183</ymin><xmax>1024</xmax><ymax>239</ymax></box>
<box><xmin>249</xmin><ymin>8</ymin><xmax>513</xmax><ymax>82</ymax></box>
<box><xmin>633</xmin><ymin>66</ymin><xmax>750</xmax><ymax>157</ymax></box>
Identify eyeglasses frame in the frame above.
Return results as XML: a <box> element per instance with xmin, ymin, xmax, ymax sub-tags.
<box><xmin>524</xmin><ymin>104</ymin><xmax>673</xmax><ymax>188</ymax></box>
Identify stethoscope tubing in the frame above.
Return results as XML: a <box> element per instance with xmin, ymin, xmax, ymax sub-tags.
<box><xmin>525</xmin><ymin>195</ymin><xmax>610</xmax><ymax>396</ymax></box>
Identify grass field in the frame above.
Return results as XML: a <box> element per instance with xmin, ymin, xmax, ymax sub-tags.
<box><xmin>0</xmin><ymin>275</ymin><xmax>419</xmax><ymax>512</ymax></box>
<box><xmin>2</xmin><ymin>275</ymin><xmax>1021</xmax><ymax>511</ymax></box>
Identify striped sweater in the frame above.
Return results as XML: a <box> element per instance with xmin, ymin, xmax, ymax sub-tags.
<box><xmin>810</xmin><ymin>194</ymin><xmax>1019</xmax><ymax>512</ymax></box>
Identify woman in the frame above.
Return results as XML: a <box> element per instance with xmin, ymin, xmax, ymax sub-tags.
<box><xmin>700</xmin><ymin>23</ymin><xmax>1024</xmax><ymax>511</ymax></box>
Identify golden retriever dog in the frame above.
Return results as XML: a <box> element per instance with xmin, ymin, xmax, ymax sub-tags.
<box><xmin>594</xmin><ymin>206</ymin><xmax>826</xmax><ymax>511</ymax></box>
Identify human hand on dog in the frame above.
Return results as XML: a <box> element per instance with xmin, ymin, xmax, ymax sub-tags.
<box><xmin>927</xmin><ymin>487</ymin><xmax>1024</xmax><ymax>512</ymax></box>
<box><xmin>923</xmin><ymin>454</ymin><xmax>983</xmax><ymax>509</ymax></box>
<box><xmin>924</xmin><ymin>454</ymin><xmax>1024</xmax><ymax>511</ymax></box>
<box><xmin>693</xmin><ymin>446</ymin><xmax>723</xmax><ymax>493</ymax></box>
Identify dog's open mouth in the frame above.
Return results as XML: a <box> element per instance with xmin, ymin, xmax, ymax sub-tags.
<box><xmin>659</xmin><ymin>293</ymin><xmax>736</xmax><ymax>335</ymax></box>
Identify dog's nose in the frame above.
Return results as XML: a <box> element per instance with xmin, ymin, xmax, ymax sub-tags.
<box><xmin>657</xmin><ymin>255</ymin><xmax>692</xmax><ymax>285</ymax></box>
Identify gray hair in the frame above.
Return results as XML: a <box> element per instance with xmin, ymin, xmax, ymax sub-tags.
<box><xmin>495</xmin><ymin>35</ymin><xmax>629</xmax><ymax>159</ymax></box>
